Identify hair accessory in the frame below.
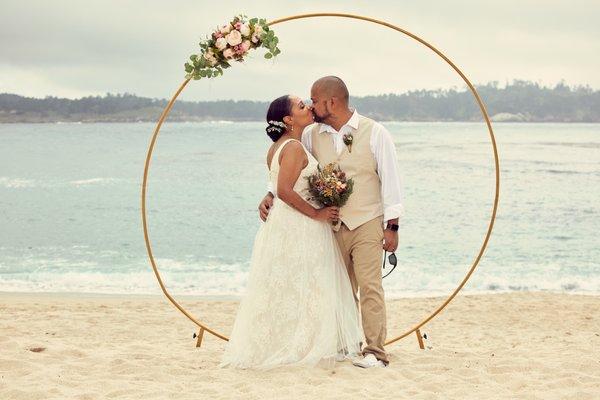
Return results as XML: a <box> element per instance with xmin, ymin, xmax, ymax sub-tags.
<box><xmin>268</xmin><ymin>120</ymin><xmax>286</xmax><ymax>128</ymax></box>
<box><xmin>266</xmin><ymin>120</ymin><xmax>287</xmax><ymax>134</ymax></box>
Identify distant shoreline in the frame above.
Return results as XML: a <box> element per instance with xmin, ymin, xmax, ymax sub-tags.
<box><xmin>2</xmin><ymin>120</ymin><xmax>599</xmax><ymax>124</ymax></box>
<box><xmin>3</xmin><ymin>80</ymin><xmax>599</xmax><ymax>123</ymax></box>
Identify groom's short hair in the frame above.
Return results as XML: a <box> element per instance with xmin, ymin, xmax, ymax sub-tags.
<box><xmin>313</xmin><ymin>76</ymin><xmax>349</xmax><ymax>104</ymax></box>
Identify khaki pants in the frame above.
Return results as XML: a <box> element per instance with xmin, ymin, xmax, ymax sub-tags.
<box><xmin>334</xmin><ymin>216</ymin><xmax>388</xmax><ymax>365</ymax></box>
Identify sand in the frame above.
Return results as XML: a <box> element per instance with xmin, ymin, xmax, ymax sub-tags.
<box><xmin>1</xmin><ymin>291</ymin><xmax>598</xmax><ymax>399</ymax></box>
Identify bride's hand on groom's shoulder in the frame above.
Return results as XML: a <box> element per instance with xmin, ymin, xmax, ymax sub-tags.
<box><xmin>258</xmin><ymin>193</ymin><xmax>274</xmax><ymax>221</ymax></box>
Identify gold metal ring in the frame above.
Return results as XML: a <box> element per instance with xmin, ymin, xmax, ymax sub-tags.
<box><xmin>141</xmin><ymin>12</ymin><xmax>500</xmax><ymax>347</ymax></box>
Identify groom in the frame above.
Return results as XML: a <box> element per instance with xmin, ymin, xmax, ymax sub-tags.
<box><xmin>259</xmin><ymin>76</ymin><xmax>404</xmax><ymax>368</ymax></box>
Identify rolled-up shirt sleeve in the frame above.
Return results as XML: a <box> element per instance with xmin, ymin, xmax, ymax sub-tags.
<box><xmin>372</xmin><ymin>123</ymin><xmax>405</xmax><ymax>223</ymax></box>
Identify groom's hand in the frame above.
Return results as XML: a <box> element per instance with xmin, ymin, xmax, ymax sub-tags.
<box><xmin>383</xmin><ymin>229</ymin><xmax>398</xmax><ymax>252</ymax></box>
<box><xmin>258</xmin><ymin>193</ymin><xmax>274</xmax><ymax>221</ymax></box>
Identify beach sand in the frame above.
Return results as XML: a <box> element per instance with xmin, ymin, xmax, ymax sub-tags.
<box><xmin>1</xmin><ymin>291</ymin><xmax>598</xmax><ymax>399</ymax></box>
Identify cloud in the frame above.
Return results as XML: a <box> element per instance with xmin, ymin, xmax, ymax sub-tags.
<box><xmin>1</xmin><ymin>0</ymin><xmax>599</xmax><ymax>100</ymax></box>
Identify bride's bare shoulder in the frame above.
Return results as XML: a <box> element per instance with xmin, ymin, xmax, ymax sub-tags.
<box><xmin>267</xmin><ymin>140</ymin><xmax>306</xmax><ymax>170</ymax></box>
<box><xmin>278</xmin><ymin>140</ymin><xmax>307</xmax><ymax>166</ymax></box>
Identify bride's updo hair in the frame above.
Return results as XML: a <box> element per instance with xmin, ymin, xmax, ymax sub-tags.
<box><xmin>265</xmin><ymin>95</ymin><xmax>291</xmax><ymax>142</ymax></box>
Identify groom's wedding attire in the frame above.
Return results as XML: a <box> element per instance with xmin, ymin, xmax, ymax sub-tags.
<box><xmin>303</xmin><ymin>109</ymin><xmax>404</xmax><ymax>366</ymax></box>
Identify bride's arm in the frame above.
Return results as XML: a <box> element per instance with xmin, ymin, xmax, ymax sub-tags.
<box><xmin>277</xmin><ymin>142</ymin><xmax>338</xmax><ymax>222</ymax></box>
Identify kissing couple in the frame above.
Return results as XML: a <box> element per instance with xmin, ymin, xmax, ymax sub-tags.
<box><xmin>220</xmin><ymin>76</ymin><xmax>404</xmax><ymax>369</ymax></box>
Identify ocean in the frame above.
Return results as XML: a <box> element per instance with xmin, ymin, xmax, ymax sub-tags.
<box><xmin>1</xmin><ymin>121</ymin><xmax>598</xmax><ymax>297</ymax></box>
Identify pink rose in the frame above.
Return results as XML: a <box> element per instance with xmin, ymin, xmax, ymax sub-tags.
<box><xmin>241</xmin><ymin>40</ymin><xmax>251</xmax><ymax>52</ymax></box>
<box><xmin>222</xmin><ymin>48</ymin><xmax>234</xmax><ymax>59</ymax></box>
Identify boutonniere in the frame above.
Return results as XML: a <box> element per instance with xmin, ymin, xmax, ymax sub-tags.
<box><xmin>342</xmin><ymin>133</ymin><xmax>353</xmax><ymax>153</ymax></box>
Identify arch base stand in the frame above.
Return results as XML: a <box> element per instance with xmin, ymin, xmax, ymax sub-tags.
<box><xmin>415</xmin><ymin>328</ymin><xmax>425</xmax><ymax>349</ymax></box>
<box><xmin>193</xmin><ymin>327</ymin><xmax>428</xmax><ymax>350</ymax></box>
<box><xmin>194</xmin><ymin>327</ymin><xmax>205</xmax><ymax>348</ymax></box>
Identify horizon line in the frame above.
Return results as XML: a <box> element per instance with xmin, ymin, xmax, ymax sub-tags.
<box><xmin>2</xmin><ymin>79</ymin><xmax>597</xmax><ymax>103</ymax></box>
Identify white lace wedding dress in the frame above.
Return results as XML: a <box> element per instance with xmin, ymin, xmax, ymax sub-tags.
<box><xmin>220</xmin><ymin>138</ymin><xmax>363</xmax><ymax>369</ymax></box>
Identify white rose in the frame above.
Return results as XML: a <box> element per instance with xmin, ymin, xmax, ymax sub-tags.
<box><xmin>215</xmin><ymin>37</ymin><xmax>227</xmax><ymax>50</ymax></box>
<box><xmin>222</xmin><ymin>48</ymin><xmax>234</xmax><ymax>59</ymax></box>
<box><xmin>204</xmin><ymin>52</ymin><xmax>217</xmax><ymax>66</ymax></box>
<box><xmin>239</xmin><ymin>23</ymin><xmax>251</xmax><ymax>37</ymax></box>
<box><xmin>225</xmin><ymin>30</ymin><xmax>242</xmax><ymax>46</ymax></box>
<box><xmin>219</xmin><ymin>24</ymin><xmax>232</xmax><ymax>34</ymax></box>
<box><xmin>251</xmin><ymin>25</ymin><xmax>263</xmax><ymax>43</ymax></box>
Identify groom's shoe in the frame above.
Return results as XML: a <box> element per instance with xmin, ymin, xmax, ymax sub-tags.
<box><xmin>352</xmin><ymin>353</ymin><xmax>386</xmax><ymax>368</ymax></box>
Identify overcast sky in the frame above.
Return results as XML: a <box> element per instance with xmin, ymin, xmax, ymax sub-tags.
<box><xmin>1</xmin><ymin>0</ymin><xmax>599</xmax><ymax>101</ymax></box>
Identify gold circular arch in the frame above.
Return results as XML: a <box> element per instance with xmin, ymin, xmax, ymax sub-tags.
<box><xmin>141</xmin><ymin>12</ymin><xmax>500</xmax><ymax>348</ymax></box>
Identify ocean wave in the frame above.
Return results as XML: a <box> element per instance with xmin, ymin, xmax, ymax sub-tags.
<box><xmin>0</xmin><ymin>177</ymin><xmax>36</xmax><ymax>188</ymax></box>
<box><xmin>540</xmin><ymin>169</ymin><xmax>589</xmax><ymax>175</ymax></box>
<box><xmin>152</xmin><ymin>257</ymin><xmax>247</xmax><ymax>273</ymax></box>
<box><xmin>0</xmin><ymin>176</ymin><xmax>120</xmax><ymax>188</ymax></box>
<box><xmin>0</xmin><ymin>269</ymin><xmax>250</xmax><ymax>296</ymax></box>
<box><xmin>1</xmin><ymin>267</ymin><xmax>598</xmax><ymax>298</ymax></box>
<box><xmin>530</xmin><ymin>142</ymin><xmax>600</xmax><ymax>149</ymax></box>
<box><xmin>69</xmin><ymin>177</ymin><xmax>118</xmax><ymax>186</ymax></box>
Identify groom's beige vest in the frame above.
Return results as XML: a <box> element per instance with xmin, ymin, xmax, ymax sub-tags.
<box><xmin>310</xmin><ymin>115</ymin><xmax>383</xmax><ymax>230</ymax></box>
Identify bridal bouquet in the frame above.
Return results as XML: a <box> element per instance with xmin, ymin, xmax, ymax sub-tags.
<box><xmin>184</xmin><ymin>14</ymin><xmax>281</xmax><ymax>80</ymax></box>
<box><xmin>306</xmin><ymin>163</ymin><xmax>354</xmax><ymax>225</ymax></box>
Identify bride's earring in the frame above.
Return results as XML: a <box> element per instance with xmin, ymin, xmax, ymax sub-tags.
<box><xmin>291</xmin><ymin>125</ymin><xmax>294</xmax><ymax>132</ymax></box>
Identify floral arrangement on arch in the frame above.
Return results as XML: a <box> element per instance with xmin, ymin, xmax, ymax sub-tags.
<box><xmin>185</xmin><ymin>15</ymin><xmax>281</xmax><ymax>80</ymax></box>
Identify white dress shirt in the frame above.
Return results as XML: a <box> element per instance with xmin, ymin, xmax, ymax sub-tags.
<box><xmin>268</xmin><ymin>110</ymin><xmax>405</xmax><ymax>223</ymax></box>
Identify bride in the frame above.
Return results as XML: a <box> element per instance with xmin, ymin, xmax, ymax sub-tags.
<box><xmin>220</xmin><ymin>95</ymin><xmax>363</xmax><ymax>369</ymax></box>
